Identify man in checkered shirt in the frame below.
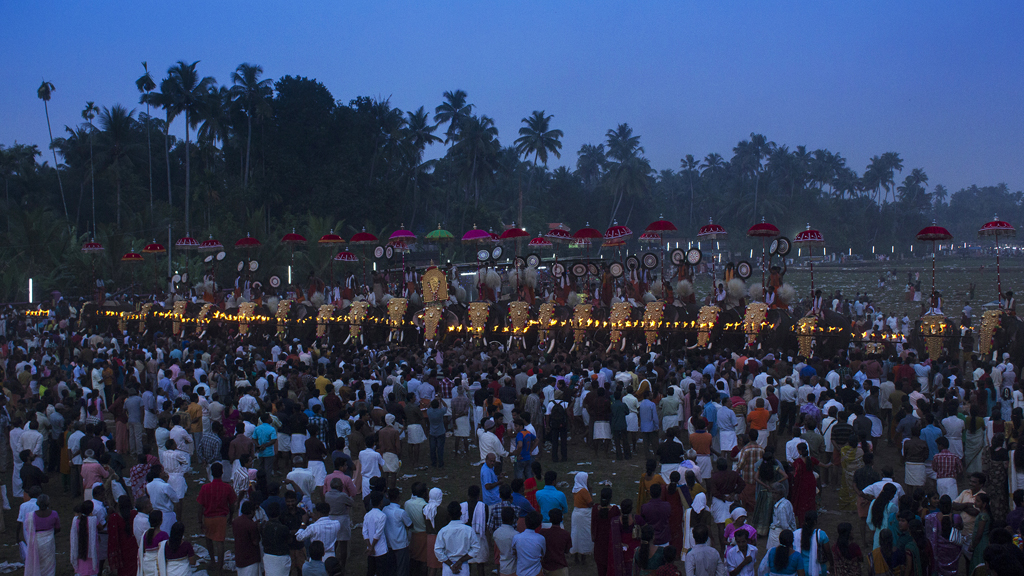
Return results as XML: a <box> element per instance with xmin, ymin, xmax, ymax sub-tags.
<box><xmin>932</xmin><ymin>436</ymin><xmax>962</xmax><ymax>499</ymax></box>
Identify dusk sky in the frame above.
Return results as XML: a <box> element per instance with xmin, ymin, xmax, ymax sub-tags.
<box><xmin>3</xmin><ymin>1</ymin><xmax>1023</xmax><ymax>195</ymax></box>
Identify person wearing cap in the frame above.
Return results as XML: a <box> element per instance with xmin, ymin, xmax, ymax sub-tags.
<box><xmin>724</xmin><ymin>507</ymin><xmax>756</xmax><ymax>546</ymax></box>
<box><xmin>478</xmin><ymin>419</ymin><xmax>508</xmax><ymax>471</ymax></box>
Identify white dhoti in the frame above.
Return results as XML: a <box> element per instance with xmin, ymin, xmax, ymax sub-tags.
<box><xmin>626</xmin><ymin>413</ymin><xmax>639</xmax><ymax>432</ymax></box>
<box><xmin>138</xmin><ymin>547</ymin><xmax>160</xmax><ymax>576</ymax></box>
<box><xmin>382</xmin><ymin>452</ymin><xmax>402</xmax><ymax>474</ymax></box>
<box><xmin>661</xmin><ymin>463</ymin><xmax>680</xmax><ymax>478</ymax></box>
<box><xmin>263</xmin><ymin>552</ymin><xmax>292</xmax><ymax>576</ymax></box>
<box><xmin>767</xmin><ymin>414</ymin><xmax>778</xmax><ymax>432</ymax></box>
<box><xmin>696</xmin><ymin>454</ymin><xmax>713</xmax><ymax>480</ymax></box>
<box><xmin>290</xmin><ymin>433</ymin><xmax>307</xmax><ymax>454</ymax></box>
<box><xmin>904</xmin><ymin>462</ymin><xmax>926</xmax><ymax>486</ymax></box>
<box><xmin>454</xmin><ymin>416</ymin><xmax>471</xmax><ymax>437</ymax></box>
<box><xmin>308</xmin><ymin>460</ymin><xmax>327</xmax><ymax>487</ymax></box>
<box><xmin>593</xmin><ymin>421</ymin><xmax>612</xmax><ymax>440</ymax></box>
<box><xmin>767</xmin><ymin>526</ymin><xmax>783</xmax><ymax>550</ymax></box>
<box><xmin>158</xmin><ymin>510</ymin><xmax>177</xmax><ymax>533</ymax></box>
<box><xmin>711</xmin><ymin>497</ymin><xmax>731</xmax><ymax>523</ymax></box>
<box><xmin>937</xmin><ymin>477</ymin><xmax>958</xmax><ymax>500</ymax></box>
<box><xmin>168</xmin><ymin>473</ymin><xmax>187</xmax><ymax>499</ymax></box>
<box><xmin>569</xmin><ymin>506</ymin><xmax>595</xmax><ymax>554</ymax></box>
<box><xmin>237</xmin><ymin>563</ymin><xmax>262</xmax><ymax>576</ymax></box>
<box><xmin>276</xmin><ymin>434</ymin><xmax>291</xmax><ymax>452</ymax></box>
<box><xmin>662</xmin><ymin>415</ymin><xmax>680</xmax><ymax>432</ymax></box>
<box><xmin>12</xmin><ymin>461</ymin><xmax>23</xmax><ymax>498</ymax></box>
<box><xmin>868</xmin><ymin>415</ymin><xmax>883</xmax><ymax>438</ymax></box>
<box><xmin>719</xmin><ymin>430</ymin><xmax>738</xmax><ymax>453</ymax></box>
<box><xmin>582</xmin><ymin>408</ymin><xmax>591</xmax><ymax>426</ymax></box>
<box><xmin>755</xmin><ymin>431</ymin><xmax>768</xmax><ymax>448</ymax></box>
<box><xmin>473</xmin><ymin>406</ymin><xmax>485</xmax><ymax>426</ymax></box>
<box><xmin>406</xmin><ymin>424</ymin><xmax>426</xmax><ymax>445</ymax></box>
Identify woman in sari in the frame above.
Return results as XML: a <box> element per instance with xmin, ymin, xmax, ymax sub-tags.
<box><xmin>24</xmin><ymin>494</ymin><xmax>59</xmax><ymax>576</ymax></box>
<box><xmin>71</xmin><ymin>501</ymin><xmax>100</xmax><ymax>576</ymax></box>
<box><xmin>682</xmin><ymin>493</ymin><xmax>718</xmax><ymax>552</ymax></box>
<box><xmin>221</xmin><ymin>401</ymin><xmax>240</xmax><ymax>438</ymax></box>
<box><xmin>790</xmin><ymin>443</ymin><xmax>819</xmax><ymax>525</ymax></box>
<box><xmin>525</xmin><ymin>460</ymin><xmax>543</xmax><ymax>510</ymax></box>
<box><xmin>638</xmin><ymin>459</ymin><xmax>666</xmax><ymax>508</ymax></box>
<box><xmin>871</xmin><ymin>529</ymin><xmax>895</xmax><ymax>576</ymax></box>
<box><xmin>752</xmin><ymin>448</ymin><xmax>787</xmax><ymax>537</ymax></box>
<box><xmin>591</xmin><ymin>488</ymin><xmax>618</xmax><ymax>576</ymax></box>
<box><xmin>831</xmin><ymin>523</ymin><xmax>863</xmax><ymax>576</ymax></box>
<box><xmin>793</xmin><ymin>512</ymin><xmax>832</xmax><ymax>576</ymax></box>
<box><xmin>756</xmin><ymin>529</ymin><xmax>805</xmax><ymax>576</ymax></box>
<box><xmin>611</xmin><ymin>499</ymin><xmax>643</xmax><ymax>576</ymax></box>
<box><xmin>422</xmin><ymin>487</ymin><xmax>447</xmax><ymax>576</ymax></box>
<box><xmin>570</xmin><ymin>472</ymin><xmax>595</xmax><ymax>560</ymax></box>
<box><xmin>924</xmin><ymin>495</ymin><xmax>963</xmax><ymax>576</ymax></box>
<box><xmin>137</xmin><ymin>510</ymin><xmax>166</xmax><ymax>576</ymax></box>
<box><xmin>107</xmin><ymin>495</ymin><xmax>138</xmax><ymax>576</ymax></box>
<box><xmin>157</xmin><ymin>522</ymin><xmax>198</xmax><ymax>576</ymax></box>
<box><xmin>964</xmin><ymin>404</ymin><xmax>987</xmax><ymax>475</ymax></box>
<box><xmin>984</xmin><ymin>433</ymin><xmax>1010</xmax><ymax>522</ymax></box>
<box><xmin>968</xmin><ymin>493</ymin><xmax>991</xmax><ymax>574</ymax></box>
<box><xmin>867</xmin><ymin>484</ymin><xmax>899</xmax><ymax>551</ymax></box>
<box><xmin>663</xmin><ymin>471</ymin><xmax>686</xmax><ymax>550</ymax></box>
<box><xmin>838</xmin><ymin>437</ymin><xmax>865</xmax><ymax>511</ymax></box>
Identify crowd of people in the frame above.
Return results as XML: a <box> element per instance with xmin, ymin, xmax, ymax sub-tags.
<box><xmin>4</xmin><ymin>311</ymin><xmax>1024</xmax><ymax>576</ymax></box>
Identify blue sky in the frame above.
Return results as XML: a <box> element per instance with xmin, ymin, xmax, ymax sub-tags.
<box><xmin>3</xmin><ymin>1</ymin><xmax>1023</xmax><ymax>194</ymax></box>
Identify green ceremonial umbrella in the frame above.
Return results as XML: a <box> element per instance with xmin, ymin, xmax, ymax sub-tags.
<box><xmin>425</xmin><ymin>224</ymin><xmax>454</xmax><ymax>263</ymax></box>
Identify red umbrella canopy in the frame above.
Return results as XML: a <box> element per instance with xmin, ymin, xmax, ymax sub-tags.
<box><xmin>979</xmin><ymin>216</ymin><xmax>1016</xmax><ymax>238</ymax></box>
<box><xmin>281</xmin><ymin>228</ymin><xmax>307</xmax><ymax>244</ymax></box>
<box><xmin>916</xmin><ymin>222</ymin><xmax>952</xmax><ymax>242</ymax></box>
<box><xmin>389</xmin><ymin>224</ymin><xmax>416</xmax><ymax>241</ymax></box>
<box><xmin>604</xmin><ymin>221</ymin><xmax>633</xmax><ymax>241</ymax></box>
<box><xmin>121</xmin><ymin>251</ymin><xmax>144</xmax><ymax>263</ymax></box>
<box><xmin>350</xmin><ymin>227</ymin><xmax>378</xmax><ymax>244</ymax></box>
<box><xmin>499</xmin><ymin>224</ymin><xmax>530</xmax><ymax>240</ymax></box>
<box><xmin>142</xmin><ymin>240</ymin><xmax>166</xmax><ymax>254</ymax></box>
<box><xmin>318</xmin><ymin>230</ymin><xmax>345</xmax><ymax>244</ymax></box>
<box><xmin>461</xmin><ymin>226</ymin><xmax>492</xmax><ymax>243</ymax></box>
<box><xmin>81</xmin><ymin>240</ymin><xmax>104</xmax><ymax>253</ymax></box>
<box><xmin>698</xmin><ymin>218</ymin><xmax>728</xmax><ymax>239</ymax></box>
<box><xmin>488</xmin><ymin>230</ymin><xmax>500</xmax><ymax>242</ymax></box>
<box><xmin>573</xmin><ymin>223</ymin><xmax>603</xmax><ymax>240</ymax></box>
<box><xmin>794</xmin><ymin>224</ymin><xmax>825</xmax><ymax>247</ymax></box>
<box><xmin>572</xmin><ymin>238</ymin><xmax>592</xmax><ymax>248</ymax></box>
<box><xmin>602</xmin><ymin>238</ymin><xmax>627</xmax><ymax>247</ymax></box>
<box><xmin>528</xmin><ymin>236</ymin><xmax>553</xmax><ymax>247</ymax></box>
<box><xmin>333</xmin><ymin>250</ymin><xmax>358</xmax><ymax>262</ymax></box>
<box><xmin>746</xmin><ymin>219</ymin><xmax>780</xmax><ymax>238</ymax></box>
<box><xmin>645</xmin><ymin>215</ymin><xmax>677</xmax><ymax>233</ymax></box>
<box><xmin>175</xmin><ymin>236</ymin><xmax>200</xmax><ymax>250</ymax></box>
<box><xmin>545</xmin><ymin>229</ymin><xmax>572</xmax><ymax>243</ymax></box>
<box><xmin>638</xmin><ymin>231</ymin><xmax>663</xmax><ymax>243</ymax></box>
<box><xmin>198</xmin><ymin>236</ymin><xmax>223</xmax><ymax>252</ymax></box>
<box><xmin>235</xmin><ymin>234</ymin><xmax>262</xmax><ymax>249</ymax></box>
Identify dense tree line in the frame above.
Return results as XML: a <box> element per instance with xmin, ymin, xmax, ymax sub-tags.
<box><xmin>1</xmin><ymin>61</ymin><xmax>1021</xmax><ymax>301</ymax></box>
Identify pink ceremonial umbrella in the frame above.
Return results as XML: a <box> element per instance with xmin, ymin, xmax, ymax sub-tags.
<box><xmin>916</xmin><ymin>222</ymin><xmax>953</xmax><ymax>293</ymax></box>
<box><xmin>794</xmin><ymin>224</ymin><xmax>825</xmax><ymax>296</ymax></box>
<box><xmin>979</xmin><ymin>216</ymin><xmax>1015</xmax><ymax>300</ymax></box>
<box><xmin>747</xmin><ymin>219</ymin><xmax>780</xmax><ymax>294</ymax></box>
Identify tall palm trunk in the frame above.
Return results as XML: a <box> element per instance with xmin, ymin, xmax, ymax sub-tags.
<box><xmin>114</xmin><ymin>156</ymin><xmax>122</xmax><ymax>227</ymax></box>
<box><xmin>89</xmin><ymin>128</ymin><xmax>96</xmax><ymax>233</ymax></box>
<box><xmin>42</xmin><ymin>100</ymin><xmax>70</xmax><ymax>223</ymax></box>
<box><xmin>164</xmin><ymin>116</ymin><xmax>172</xmax><ymax>208</ymax></box>
<box><xmin>146</xmin><ymin>102</ymin><xmax>153</xmax><ymax>220</ymax></box>
<box><xmin>184</xmin><ymin>116</ymin><xmax>191</xmax><ymax>235</ymax></box>
<box><xmin>244</xmin><ymin>114</ymin><xmax>252</xmax><ymax>188</ymax></box>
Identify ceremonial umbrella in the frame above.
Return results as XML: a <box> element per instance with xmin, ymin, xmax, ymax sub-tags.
<box><xmin>234</xmin><ymin>234</ymin><xmax>262</xmax><ymax>250</ymax></box>
<box><xmin>82</xmin><ymin>239</ymin><xmax>104</xmax><ymax>294</ymax></box>
<box><xmin>174</xmin><ymin>236</ymin><xmax>200</xmax><ymax>284</ymax></box>
<box><xmin>697</xmin><ymin>218</ymin><xmax>728</xmax><ymax>239</ymax></box>
<box><xmin>545</xmin><ymin>229</ymin><xmax>572</xmax><ymax>243</ymax></box>
<box><xmin>142</xmin><ymin>240</ymin><xmax>166</xmax><ymax>254</ymax></box>
<box><xmin>333</xmin><ymin>250</ymin><xmax>358</xmax><ymax>262</ymax></box>
<box><xmin>349</xmin><ymin>228</ymin><xmax>378</xmax><ymax>285</ymax></box>
<box><xmin>644</xmin><ymin>216</ymin><xmax>676</xmax><ymax>276</ymax></box>
<box><xmin>979</xmin><ymin>216</ymin><xmax>1015</xmax><ymax>300</ymax></box>
<box><xmin>747</xmin><ymin>218</ymin><xmax>780</xmax><ymax>294</ymax></box>
<box><xmin>645</xmin><ymin>215</ymin><xmax>677</xmax><ymax>233</ymax></box>
<box><xmin>198</xmin><ymin>236</ymin><xmax>223</xmax><ymax>252</ymax></box>
<box><xmin>573</xmin><ymin>224</ymin><xmax>603</xmax><ymax>286</ymax></box>
<box><xmin>281</xmin><ymin>229</ymin><xmax>307</xmax><ymax>285</ymax></box>
<box><xmin>794</xmin><ymin>224</ymin><xmax>825</xmax><ymax>295</ymax></box>
<box><xmin>529</xmin><ymin>236</ymin><xmax>553</xmax><ymax>262</ymax></box>
<box><xmin>461</xmin><ymin>226</ymin><xmax>491</xmax><ymax>243</ymax></box>
<box><xmin>638</xmin><ymin>231</ymin><xmax>662</xmax><ymax>243</ymax></box>
<box><xmin>318</xmin><ymin>231</ymin><xmax>345</xmax><ymax>283</ymax></box>
<box><xmin>389</xmin><ymin>225</ymin><xmax>416</xmax><ymax>270</ymax></box>
<box><xmin>122</xmin><ymin>251</ymin><xmax>144</xmax><ymax>286</ymax></box>
<box><xmin>915</xmin><ymin>221</ymin><xmax>952</xmax><ymax>293</ymax></box>
<box><xmin>424</xmin><ymin>224</ymin><xmax>454</xmax><ymax>264</ymax></box>
<box><xmin>603</xmin><ymin>222</ymin><xmax>633</xmax><ymax>261</ymax></box>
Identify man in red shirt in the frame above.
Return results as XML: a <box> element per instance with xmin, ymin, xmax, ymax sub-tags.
<box><xmin>197</xmin><ymin>462</ymin><xmax>237</xmax><ymax>574</ymax></box>
<box><xmin>232</xmin><ymin>501</ymin><xmax>261</xmax><ymax>576</ymax></box>
<box><xmin>539</xmin><ymin>508</ymin><xmax>573</xmax><ymax>574</ymax></box>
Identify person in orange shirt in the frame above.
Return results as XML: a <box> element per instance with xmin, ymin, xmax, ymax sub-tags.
<box><xmin>746</xmin><ymin>399</ymin><xmax>770</xmax><ymax>447</ymax></box>
<box><xmin>688</xmin><ymin>417</ymin><xmax>717</xmax><ymax>481</ymax></box>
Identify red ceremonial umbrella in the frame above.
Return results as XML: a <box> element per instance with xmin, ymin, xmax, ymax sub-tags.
<box><xmin>603</xmin><ymin>221</ymin><xmax>633</xmax><ymax>242</ymax></box>
<box><xmin>638</xmin><ymin>231</ymin><xmax>662</xmax><ymax>243</ymax></box>
<box><xmin>545</xmin><ymin>229</ymin><xmax>572</xmax><ymax>243</ymax></box>
<box><xmin>198</xmin><ymin>236</ymin><xmax>223</xmax><ymax>252</ymax></box>
<box><xmin>979</xmin><ymin>216</ymin><xmax>1015</xmax><ymax>301</ymax></box>
<box><xmin>794</xmin><ymin>224</ymin><xmax>825</xmax><ymax>295</ymax></box>
<box><xmin>235</xmin><ymin>234</ymin><xmax>262</xmax><ymax>250</ymax></box>
<box><xmin>334</xmin><ymin>250</ymin><xmax>358</xmax><ymax>262</ymax></box>
<box><xmin>389</xmin><ymin>225</ymin><xmax>416</xmax><ymax>270</ymax></box>
<box><xmin>81</xmin><ymin>240</ymin><xmax>104</xmax><ymax>253</ymax></box>
<box><xmin>645</xmin><ymin>215</ymin><xmax>677</xmax><ymax>233</ymax></box>
<box><xmin>349</xmin><ymin>228</ymin><xmax>378</xmax><ymax>284</ymax></box>
<box><xmin>500</xmin><ymin>224</ymin><xmax>529</xmax><ymax>270</ymax></box>
<box><xmin>175</xmin><ymin>236</ymin><xmax>199</xmax><ymax>250</ymax></box>
<box><xmin>121</xmin><ymin>251</ymin><xmax>143</xmax><ymax>262</ymax></box>
<box><xmin>528</xmin><ymin>236</ymin><xmax>553</xmax><ymax>248</ymax></box>
<box><xmin>698</xmin><ymin>218</ymin><xmax>728</xmax><ymax>239</ymax></box>
<box><xmin>747</xmin><ymin>218</ymin><xmax>780</xmax><ymax>295</ymax></box>
<box><xmin>143</xmin><ymin>240</ymin><xmax>166</xmax><ymax>254</ymax></box>
<box><xmin>281</xmin><ymin>229</ymin><xmax>307</xmax><ymax>284</ymax></box>
<box><xmin>573</xmin><ymin>223</ymin><xmax>603</xmax><ymax>240</ymax></box>
<box><xmin>318</xmin><ymin>230</ymin><xmax>345</xmax><ymax>245</ymax></box>
<box><xmin>916</xmin><ymin>221</ymin><xmax>953</xmax><ymax>294</ymax></box>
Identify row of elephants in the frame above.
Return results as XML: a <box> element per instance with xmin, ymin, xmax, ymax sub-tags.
<box><xmin>70</xmin><ymin>298</ymin><xmax>1024</xmax><ymax>363</ymax></box>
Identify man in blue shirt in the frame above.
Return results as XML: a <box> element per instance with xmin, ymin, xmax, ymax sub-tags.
<box><xmin>481</xmin><ymin>453</ymin><xmax>501</xmax><ymax>506</ymax></box>
<box><xmin>512</xmin><ymin>512</ymin><xmax>547</xmax><ymax>576</ymax></box>
<box><xmin>382</xmin><ymin>487</ymin><xmax>412</xmax><ymax>576</ymax></box>
<box><xmin>920</xmin><ymin>413</ymin><xmax>943</xmax><ymax>463</ymax></box>
<box><xmin>534</xmin><ymin>471</ymin><xmax>568</xmax><ymax>526</ymax></box>
<box><xmin>253</xmin><ymin>413</ymin><xmax>277</xmax><ymax>477</ymax></box>
<box><xmin>510</xmin><ymin>478</ymin><xmax>536</xmax><ymax>518</ymax></box>
<box><xmin>638</xmin><ymin>391</ymin><xmax>660</xmax><ymax>460</ymax></box>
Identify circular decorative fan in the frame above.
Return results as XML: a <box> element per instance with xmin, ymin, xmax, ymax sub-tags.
<box><xmin>374</xmin><ymin>246</ymin><xmax>385</xmax><ymax>259</ymax></box>
<box><xmin>736</xmin><ymin>261</ymin><xmax>752</xmax><ymax>280</ymax></box>
<box><xmin>670</xmin><ymin>248</ymin><xmax>686</xmax><ymax>265</ymax></box>
<box><xmin>625</xmin><ymin>255</ymin><xmax>640</xmax><ymax>271</ymax></box>
<box><xmin>609</xmin><ymin>262</ymin><xmax>624</xmax><ymax>278</ymax></box>
<box><xmin>526</xmin><ymin>254</ymin><xmax>541</xmax><ymax>268</ymax></box>
<box><xmin>686</xmin><ymin>248</ymin><xmax>703</xmax><ymax>265</ymax></box>
<box><xmin>642</xmin><ymin>253</ymin><xmax>659</xmax><ymax>270</ymax></box>
<box><xmin>571</xmin><ymin>263</ymin><xmax>587</xmax><ymax>278</ymax></box>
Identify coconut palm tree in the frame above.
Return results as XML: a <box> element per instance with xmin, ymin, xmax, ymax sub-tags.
<box><xmin>81</xmin><ymin>101</ymin><xmax>100</xmax><ymax>233</ymax></box>
<box><xmin>513</xmin><ymin>110</ymin><xmax>563</xmax><ymax>224</ymax></box>
<box><xmin>145</xmin><ymin>83</ymin><xmax>179</xmax><ymax>210</ymax></box>
<box><xmin>605</xmin><ymin>124</ymin><xmax>649</xmax><ymax>224</ymax></box>
<box><xmin>575</xmin><ymin>144</ymin><xmax>606</xmax><ymax>193</ymax></box>
<box><xmin>433</xmin><ymin>90</ymin><xmax>473</xmax><ymax>144</ymax></box>
<box><xmin>230</xmin><ymin>63</ymin><xmax>273</xmax><ymax>189</ymax></box>
<box><xmin>136</xmin><ymin>62</ymin><xmax>157</xmax><ymax>216</ymax></box>
<box><xmin>37</xmin><ymin>80</ymin><xmax>69</xmax><ymax>222</ymax></box>
<box><xmin>449</xmin><ymin>115</ymin><xmax>499</xmax><ymax>208</ymax></box>
<box><xmin>680</xmin><ymin>154</ymin><xmax>699</xmax><ymax>227</ymax></box>
<box><xmin>98</xmin><ymin>105</ymin><xmax>137</xmax><ymax>226</ymax></box>
<box><xmin>400</xmin><ymin>106</ymin><xmax>441</xmax><ymax>225</ymax></box>
<box><xmin>164</xmin><ymin>60</ymin><xmax>215</xmax><ymax>235</ymax></box>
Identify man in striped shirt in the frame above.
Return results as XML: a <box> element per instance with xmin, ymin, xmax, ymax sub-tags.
<box><xmin>932</xmin><ymin>437</ymin><xmax>963</xmax><ymax>499</ymax></box>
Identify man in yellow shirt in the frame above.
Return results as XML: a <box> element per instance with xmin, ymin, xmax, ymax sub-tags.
<box><xmin>314</xmin><ymin>368</ymin><xmax>332</xmax><ymax>396</ymax></box>
<box><xmin>188</xmin><ymin>393</ymin><xmax>203</xmax><ymax>446</ymax></box>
